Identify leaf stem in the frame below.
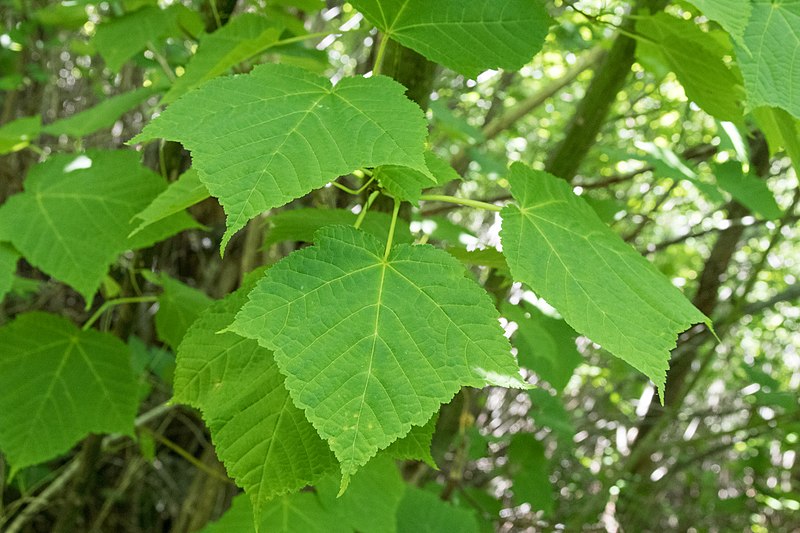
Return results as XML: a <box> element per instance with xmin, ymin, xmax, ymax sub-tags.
<box><xmin>331</xmin><ymin>175</ymin><xmax>376</xmax><ymax>195</ymax></box>
<box><xmin>82</xmin><ymin>296</ymin><xmax>158</xmax><ymax>331</ymax></box>
<box><xmin>274</xmin><ymin>31</ymin><xmax>339</xmax><ymax>48</ymax></box>
<box><xmin>418</xmin><ymin>194</ymin><xmax>503</xmax><ymax>212</ymax></box>
<box><xmin>384</xmin><ymin>197</ymin><xmax>400</xmax><ymax>261</ymax></box>
<box><xmin>372</xmin><ymin>35</ymin><xmax>390</xmax><ymax>75</ymax></box>
<box><xmin>354</xmin><ymin>190</ymin><xmax>380</xmax><ymax>229</ymax></box>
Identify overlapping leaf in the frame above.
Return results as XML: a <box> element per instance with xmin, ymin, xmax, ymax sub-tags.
<box><xmin>375</xmin><ymin>152</ymin><xmax>459</xmax><ymax>205</ymax></box>
<box><xmin>499</xmin><ymin>163</ymin><xmax>711</xmax><ymax>397</ymax></box>
<box><xmin>396</xmin><ymin>486</ymin><xmax>479</xmax><ymax>533</ymax></box>
<box><xmin>0</xmin><ymin>313</ymin><xmax>139</xmax><ymax>472</ymax></box>
<box><xmin>163</xmin><ymin>14</ymin><xmax>284</xmax><ymax>104</ymax></box>
<box><xmin>173</xmin><ymin>282</ymin><xmax>337</xmax><ymax>518</ymax></box>
<box><xmin>155</xmin><ymin>276</ymin><xmax>213</xmax><ymax>349</ymax></box>
<box><xmin>0</xmin><ymin>151</ymin><xmax>199</xmax><ymax>303</ymax></box>
<box><xmin>712</xmin><ymin>161</ymin><xmax>782</xmax><ymax>219</ymax></box>
<box><xmin>636</xmin><ymin>13</ymin><xmax>743</xmax><ymax>122</ymax></box>
<box><xmin>231</xmin><ymin>225</ymin><xmax>526</xmax><ymax>483</ymax></box>
<box><xmin>264</xmin><ymin>208</ymin><xmax>413</xmax><ymax>248</ymax></box>
<box><xmin>131</xmin><ymin>169</ymin><xmax>210</xmax><ymax>236</ymax></box>
<box><xmin>133</xmin><ymin>64</ymin><xmax>430</xmax><ymax>249</ymax></box>
<box><xmin>0</xmin><ymin>115</ymin><xmax>40</xmax><ymax>154</ymax></box>
<box><xmin>350</xmin><ymin>0</ymin><xmax>551</xmax><ymax>77</ymax></box>
<box><xmin>502</xmin><ymin>302</ymin><xmax>581</xmax><ymax>392</ymax></box>
<box><xmin>738</xmin><ymin>0</ymin><xmax>800</xmax><ymax>118</ymax></box>
<box><xmin>686</xmin><ymin>0</ymin><xmax>751</xmax><ymax>45</ymax></box>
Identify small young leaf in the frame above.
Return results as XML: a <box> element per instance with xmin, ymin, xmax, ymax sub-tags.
<box><xmin>0</xmin><ymin>313</ymin><xmax>139</xmax><ymax>472</ymax></box>
<box><xmin>133</xmin><ymin>63</ymin><xmax>430</xmax><ymax>250</ymax></box>
<box><xmin>232</xmin><ymin>225</ymin><xmax>526</xmax><ymax>482</ymax></box>
<box><xmin>375</xmin><ymin>152</ymin><xmax>459</xmax><ymax>205</ymax></box>
<box><xmin>499</xmin><ymin>163</ymin><xmax>711</xmax><ymax>398</ymax></box>
<box><xmin>351</xmin><ymin>0</ymin><xmax>552</xmax><ymax>78</ymax></box>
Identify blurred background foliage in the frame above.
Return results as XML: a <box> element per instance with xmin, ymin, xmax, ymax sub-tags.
<box><xmin>0</xmin><ymin>0</ymin><xmax>798</xmax><ymax>531</ymax></box>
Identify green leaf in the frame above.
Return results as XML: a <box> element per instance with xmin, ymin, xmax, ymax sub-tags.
<box><xmin>351</xmin><ymin>0</ymin><xmax>551</xmax><ymax>77</ymax></box>
<box><xmin>0</xmin><ymin>151</ymin><xmax>198</xmax><ymax>303</ymax></box>
<box><xmin>635</xmin><ymin>141</ymin><xmax>725</xmax><ymax>203</ymax></box>
<box><xmin>507</xmin><ymin>433</ymin><xmax>553</xmax><ymax>515</ymax></box>
<box><xmin>376</xmin><ymin>152</ymin><xmax>459</xmax><ymax>205</ymax></box>
<box><xmin>232</xmin><ymin>225</ymin><xmax>526</xmax><ymax>482</ymax></box>
<box><xmin>384</xmin><ymin>415</ymin><xmax>438</xmax><ymax>468</ymax></box>
<box><xmin>173</xmin><ymin>282</ymin><xmax>336</xmax><ymax>518</ymax></box>
<box><xmin>636</xmin><ymin>13</ymin><xmax>744</xmax><ymax>122</ymax></box>
<box><xmin>155</xmin><ymin>276</ymin><xmax>213</xmax><ymax>349</ymax></box>
<box><xmin>133</xmin><ymin>63</ymin><xmax>430</xmax><ymax>250</ymax></box>
<box><xmin>0</xmin><ymin>243</ymin><xmax>19</xmax><ymax>302</ymax></box>
<box><xmin>738</xmin><ymin>0</ymin><xmax>800</xmax><ymax>118</ymax></box>
<box><xmin>685</xmin><ymin>0</ymin><xmax>751</xmax><ymax>45</ymax></box>
<box><xmin>527</xmin><ymin>388</ymin><xmax>575</xmax><ymax>442</ymax></box>
<box><xmin>317</xmin><ymin>456</ymin><xmax>406</xmax><ymax>533</ymax></box>
<box><xmin>131</xmin><ymin>169</ymin><xmax>210</xmax><ymax>236</ymax></box>
<box><xmin>446</xmin><ymin>247</ymin><xmax>508</xmax><ymax>271</ymax></box>
<box><xmin>502</xmin><ymin>302</ymin><xmax>581</xmax><ymax>392</ymax></box>
<box><xmin>499</xmin><ymin>163</ymin><xmax>711</xmax><ymax>398</ymax></box>
<box><xmin>163</xmin><ymin>14</ymin><xmax>283</xmax><ymax>104</ymax></box>
<box><xmin>0</xmin><ymin>312</ymin><xmax>139</xmax><ymax>472</ymax></box>
<box><xmin>712</xmin><ymin>161</ymin><xmax>783</xmax><ymax>220</ymax></box>
<box><xmin>0</xmin><ymin>115</ymin><xmax>40</xmax><ymax>154</ymax></box>
<box><xmin>396</xmin><ymin>485</ymin><xmax>479</xmax><ymax>533</ymax></box>
<box><xmin>752</xmin><ymin>106</ymin><xmax>800</xmax><ymax>175</ymax></box>
<box><xmin>93</xmin><ymin>5</ymin><xmax>203</xmax><ymax>72</ymax></box>
<box><xmin>42</xmin><ymin>87</ymin><xmax>157</xmax><ymax>137</ymax></box>
<box><xmin>264</xmin><ymin>208</ymin><xmax>413</xmax><ymax>248</ymax></box>
<box><xmin>198</xmin><ymin>492</ymin><xmax>348</xmax><ymax>533</ymax></box>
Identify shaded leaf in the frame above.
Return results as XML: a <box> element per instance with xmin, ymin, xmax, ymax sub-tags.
<box><xmin>502</xmin><ymin>302</ymin><xmax>581</xmax><ymax>391</ymax></box>
<box><xmin>397</xmin><ymin>485</ymin><xmax>479</xmax><ymax>533</ymax></box>
<box><xmin>636</xmin><ymin>13</ymin><xmax>743</xmax><ymax>122</ymax></box>
<box><xmin>317</xmin><ymin>456</ymin><xmax>405</xmax><ymax>533</ymax></box>
<box><xmin>499</xmin><ymin>163</ymin><xmax>710</xmax><ymax>397</ymax></box>
<box><xmin>0</xmin><ymin>313</ymin><xmax>138</xmax><ymax>472</ymax></box>
<box><xmin>131</xmin><ymin>169</ymin><xmax>210</xmax><ymax>236</ymax></box>
<box><xmin>232</xmin><ymin>225</ymin><xmax>526</xmax><ymax>482</ymax></box>
<box><xmin>155</xmin><ymin>276</ymin><xmax>213</xmax><ymax>349</ymax></box>
<box><xmin>712</xmin><ymin>161</ymin><xmax>782</xmax><ymax>219</ymax></box>
<box><xmin>376</xmin><ymin>152</ymin><xmax>459</xmax><ymax>205</ymax></box>
<box><xmin>0</xmin><ymin>151</ymin><xmax>199</xmax><ymax>303</ymax></box>
<box><xmin>42</xmin><ymin>87</ymin><xmax>157</xmax><ymax>137</ymax></box>
<box><xmin>163</xmin><ymin>14</ymin><xmax>284</xmax><ymax>104</ymax></box>
<box><xmin>685</xmin><ymin>0</ymin><xmax>751</xmax><ymax>45</ymax></box>
<box><xmin>0</xmin><ymin>115</ymin><xmax>40</xmax><ymax>154</ymax></box>
<box><xmin>133</xmin><ymin>63</ymin><xmax>429</xmax><ymax>249</ymax></box>
<box><xmin>173</xmin><ymin>282</ymin><xmax>336</xmax><ymax>518</ymax></box>
<box><xmin>507</xmin><ymin>433</ymin><xmax>553</xmax><ymax>515</ymax></box>
<box><xmin>264</xmin><ymin>208</ymin><xmax>413</xmax><ymax>248</ymax></box>
<box><xmin>0</xmin><ymin>243</ymin><xmax>19</xmax><ymax>302</ymax></box>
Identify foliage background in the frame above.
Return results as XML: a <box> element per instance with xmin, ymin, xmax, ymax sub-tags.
<box><xmin>0</xmin><ymin>0</ymin><xmax>798</xmax><ymax>532</ymax></box>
